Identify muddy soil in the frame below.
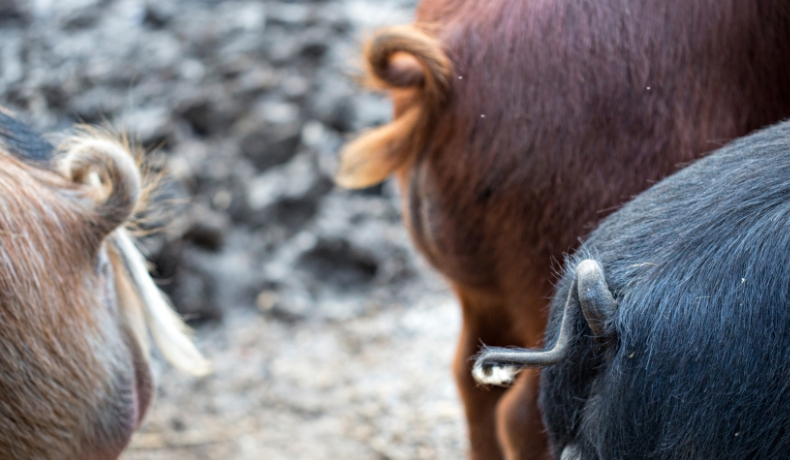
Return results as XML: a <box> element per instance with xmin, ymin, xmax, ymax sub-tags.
<box><xmin>0</xmin><ymin>0</ymin><xmax>468</xmax><ymax>458</ymax></box>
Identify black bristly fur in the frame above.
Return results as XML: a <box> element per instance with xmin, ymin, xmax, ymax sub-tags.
<box><xmin>540</xmin><ymin>120</ymin><xmax>790</xmax><ymax>460</ymax></box>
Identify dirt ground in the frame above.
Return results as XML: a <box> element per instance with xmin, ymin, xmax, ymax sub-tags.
<box><xmin>0</xmin><ymin>0</ymin><xmax>469</xmax><ymax>458</ymax></box>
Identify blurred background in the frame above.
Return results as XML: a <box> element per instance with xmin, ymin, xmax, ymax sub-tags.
<box><xmin>0</xmin><ymin>0</ymin><xmax>466</xmax><ymax>458</ymax></box>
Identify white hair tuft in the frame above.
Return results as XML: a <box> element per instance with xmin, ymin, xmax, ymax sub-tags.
<box><xmin>472</xmin><ymin>362</ymin><xmax>519</xmax><ymax>386</ymax></box>
<box><xmin>113</xmin><ymin>228</ymin><xmax>211</xmax><ymax>376</ymax></box>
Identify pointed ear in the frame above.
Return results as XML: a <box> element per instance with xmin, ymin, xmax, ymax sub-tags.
<box><xmin>58</xmin><ymin>135</ymin><xmax>140</xmax><ymax>242</ymax></box>
<box><xmin>576</xmin><ymin>259</ymin><xmax>617</xmax><ymax>337</ymax></box>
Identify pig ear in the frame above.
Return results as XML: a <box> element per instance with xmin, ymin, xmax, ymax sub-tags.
<box><xmin>58</xmin><ymin>135</ymin><xmax>140</xmax><ymax>242</ymax></box>
<box><xmin>576</xmin><ymin>259</ymin><xmax>617</xmax><ymax>337</ymax></box>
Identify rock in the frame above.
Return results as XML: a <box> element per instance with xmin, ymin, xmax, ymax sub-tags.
<box><xmin>299</xmin><ymin>27</ymin><xmax>331</xmax><ymax>61</ymax></box>
<box><xmin>60</xmin><ymin>6</ymin><xmax>98</xmax><ymax>30</ymax></box>
<box><xmin>245</xmin><ymin>152</ymin><xmax>324</xmax><ymax>209</ymax></box>
<box><xmin>40</xmin><ymin>83</ymin><xmax>69</xmax><ymax>111</ymax></box>
<box><xmin>308</xmin><ymin>75</ymin><xmax>357</xmax><ymax>133</ymax></box>
<box><xmin>259</xmin><ymin>288</ymin><xmax>313</xmax><ymax>321</ymax></box>
<box><xmin>257</xmin><ymin>100</ymin><xmax>300</xmax><ymax>125</ymax></box>
<box><xmin>69</xmin><ymin>86</ymin><xmax>126</xmax><ymax>123</ymax></box>
<box><xmin>132</xmin><ymin>30</ymin><xmax>183</xmax><ymax>72</ymax></box>
<box><xmin>0</xmin><ymin>0</ymin><xmax>28</xmax><ymax>23</ymax></box>
<box><xmin>263</xmin><ymin>28</ymin><xmax>302</xmax><ymax>65</ymax></box>
<box><xmin>223</xmin><ymin>180</ymin><xmax>254</xmax><ymax>225</ymax></box>
<box><xmin>297</xmin><ymin>238</ymin><xmax>378</xmax><ymax>290</ymax></box>
<box><xmin>215</xmin><ymin>2</ymin><xmax>266</xmax><ymax>35</ymax></box>
<box><xmin>182</xmin><ymin>206</ymin><xmax>231</xmax><ymax>252</ymax></box>
<box><xmin>0</xmin><ymin>35</ymin><xmax>24</xmax><ymax>85</ymax></box>
<box><xmin>231</xmin><ymin>65</ymin><xmax>278</xmax><ymax>98</ymax></box>
<box><xmin>260</xmin><ymin>197</ymin><xmax>319</xmax><ymax>232</ymax></box>
<box><xmin>167</xmin><ymin>260</ymin><xmax>220</xmax><ymax>323</ymax></box>
<box><xmin>312</xmin><ymin>4</ymin><xmax>352</xmax><ymax>34</ymax></box>
<box><xmin>281</xmin><ymin>74</ymin><xmax>310</xmax><ymax>100</ymax></box>
<box><xmin>176</xmin><ymin>94</ymin><xmax>237</xmax><ymax>138</ymax></box>
<box><xmin>242</xmin><ymin>149</ymin><xmax>333</xmax><ymax>232</ymax></box>
<box><xmin>178</xmin><ymin>59</ymin><xmax>206</xmax><ymax>82</ymax></box>
<box><xmin>151</xmin><ymin>239</ymin><xmax>221</xmax><ymax>323</ymax></box>
<box><xmin>351</xmin><ymin>92</ymin><xmax>393</xmax><ymax>131</ymax></box>
<box><xmin>266</xmin><ymin>2</ymin><xmax>311</xmax><ymax>28</ymax></box>
<box><xmin>142</xmin><ymin>2</ymin><xmax>174</xmax><ymax>29</ymax></box>
<box><xmin>114</xmin><ymin>106</ymin><xmax>171</xmax><ymax>146</ymax></box>
<box><xmin>301</xmin><ymin>120</ymin><xmax>343</xmax><ymax>177</ymax></box>
<box><xmin>343</xmin><ymin>1</ymin><xmax>415</xmax><ymax>30</ymax></box>
<box><xmin>178</xmin><ymin>100</ymin><xmax>217</xmax><ymax>137</ymax></box>
<box><xmin>239</xmin><ymin>122</ymin><xmax>302</xmax><ymax>171</ymax></box>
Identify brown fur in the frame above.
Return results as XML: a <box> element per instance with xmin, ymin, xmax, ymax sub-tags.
<box><xmin>0</xmin><ymin>150</ymin><xmax>138</xmax><ymax>459</ymax></box>
<box><xmin>338</xmin><ymin>1</ymin><xmax>790</xmax><ymax>459</ymax></box>
<box><xmin>0</xmin><ymin>125</ymin><xmax>204</xmax><ymax>459</ymax></box>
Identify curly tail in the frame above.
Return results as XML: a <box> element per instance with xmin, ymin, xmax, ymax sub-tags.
<box><xmin>335</xmin><ymin>25</ymin><xmax>453</xmax><ymax>189</ymax></box>
<box><xmin>57</xmin><ymin>131</ymin><xmax>141</xmax><ymax>240</ymax></box>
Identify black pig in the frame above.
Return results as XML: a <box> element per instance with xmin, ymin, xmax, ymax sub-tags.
<box><xmin>476</xmin><ymin>120</ymin><xmax>790</xmax><ymax>459</ymax></box>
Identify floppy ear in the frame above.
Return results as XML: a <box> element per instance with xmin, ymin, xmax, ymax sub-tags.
<box><xmin>58</xmin><ymin>135</ymin><xmax>140</xmax><ymax>244</ymax></box>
